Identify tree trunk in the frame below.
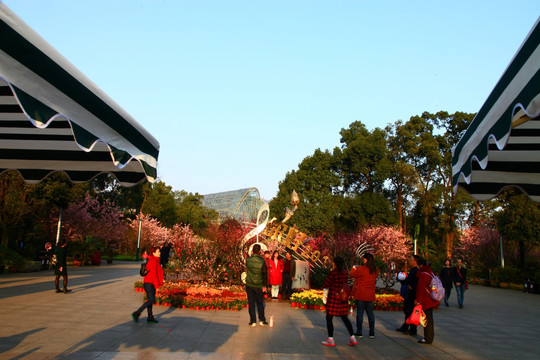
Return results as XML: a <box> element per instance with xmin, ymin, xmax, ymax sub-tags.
<box><xmin>397</xmin><ymin>188</ymin><xmax>403</xmax><ymax>229</ymax></box>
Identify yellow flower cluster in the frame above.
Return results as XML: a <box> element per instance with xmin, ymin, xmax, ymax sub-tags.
<box><xmin>289</xmin><ymin>289</ymin><xmax>404</xmax><ymax>310</ymax></box>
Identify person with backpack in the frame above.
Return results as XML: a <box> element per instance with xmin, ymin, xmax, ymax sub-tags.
<box><xmin>452</xmin><ymin>259</ymin><xmax>468</xmax><ymax>309</ymax></box>
<box><xmin>416</xmin><ymin>259</ymin><xmax>440</xmax><ymax>344</ymax></box>
<box><xmin>132</xmin><ymin>246</ymin><xmax>163</xmax><ymax>324</ymax></box>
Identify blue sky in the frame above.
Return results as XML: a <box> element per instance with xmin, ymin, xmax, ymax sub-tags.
<box><xmin>3</xmin><ymin>0</ymin><xmax>539</xmax><ymax>200</ymax></box>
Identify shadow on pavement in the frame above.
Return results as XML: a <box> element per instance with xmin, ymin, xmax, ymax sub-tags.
<box><xmin>0</xmin><ymin>328</ymin><xmax>46</xmax><ymax>354</ymax></box>
<box><xmin>56</xmin><ymin>307</ymin><xmax>237</xmax><ymax>358</ymax></box>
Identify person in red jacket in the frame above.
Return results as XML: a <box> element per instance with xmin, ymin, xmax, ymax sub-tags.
<box><xmin>132</xmin><ymin>246</ymin><xmax>164</xmax><ymax>323</ymax></box>
<box><xmin>268</xmin><ymin>250</ymin><xmax>283</xmax><ymax>299</ymax></box>
<box><xmin>415</xmin><ymin>258</ymin><xmax>440</xmax><ymax>344</ymax></box>
<box><xmin>350</xmin><ymin>253</ymin><xmax>378</xmax><ymax>339</ymax></box>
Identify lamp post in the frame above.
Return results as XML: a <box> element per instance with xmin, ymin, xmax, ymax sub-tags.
<box><xmin>136</xmin><ymin>215</ymin><xmax>142</xmax><ymax>261</ymax></box>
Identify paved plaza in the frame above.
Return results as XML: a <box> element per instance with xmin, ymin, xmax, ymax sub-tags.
<box><xmin>1</xmin><ymin>261</ymin><xmax>539</xmax><ymax>360</ymax></box>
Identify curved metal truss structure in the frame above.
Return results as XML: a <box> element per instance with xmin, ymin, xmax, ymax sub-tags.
<box><xmin>202</xmin><ymin>187</ymin><xmax>266</xmax><ymax>224</ymax></box>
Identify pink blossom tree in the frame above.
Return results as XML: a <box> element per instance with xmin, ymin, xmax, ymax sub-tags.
<box><xmin>127</xmin><ymin>214</ymin><xmax>169</xmax><ymax>253</ymax></box>
<box><xmin>455</xmin><ymin>226</ymin><xmax>500</xmax><ymax>279</ymax></box>
<box><xmin>60</xmin><ymin>192</ymin><xmax>128</xmax><ymax>258</ymax></box>
<box><xmin>356</xmin><ymin>226</ymin><xmax>412</xmax><ymax>287</ymax></box>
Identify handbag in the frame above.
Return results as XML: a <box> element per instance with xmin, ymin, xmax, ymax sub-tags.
<box><xmin>456</xmin><ymin>267</ymin><xmax>468</xmax><ymax>290</ymax></box>
<box><xmin>140</xmin><ymin>263</ymin><xmax>149</xmax><ymax>277</ymax></box>
<box><xmin>406</xmin><ymin>304</ymin><xmax>423</xmax><ymax>326</ymax></box>
<box><xmin>338</xmin><ymin>283</ymin><xmax>351</xmax><ymax>302</ymax></box>
<box><xmin>419</xmin><ymin>310</ymin><xmax>427</xmax><ymax>327</ymax></box>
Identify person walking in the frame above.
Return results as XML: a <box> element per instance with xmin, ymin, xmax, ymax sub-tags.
<box><xmin>321</xmin><ymin>256</ymin><xmax>357</xmax><ymax>347</ymax></box>
<box><xmin>53</xmin><ymin>239</ymin><xmax>71</xmax><ymax>293</ymax></box>
<box><xmin>396</xmin><ymin>255</ymin><xmax>420</xmax><ymax>335</ymax></box>
<box><xmin>245</xmin><ymin>244</ymin><xmax>268</xmax><ymax>326</ymax></box>
<box><xmin>132</xmin><ymin>246</ymin><xmax>163</xmax><ymax>323</ymax></box>
<box><xmin>452</xmin><ymin>259</ymin><xmax>467</xmax><ymax>308</ymax></box>
<box><xmin>350</xmin><ymin>253</ymin><xmax>378</xmax><ymax>339</ymax></box>
<box><xmin>282</xmin><ymin>252</ymin><xmax>295</xmax><ymax>300</ymax></box>
<box><xmin>416</xmin><ymin>258</ymin><xmax>440</xmax><ymax>344</ymax></box>
<box><xmin>439</xmin><ymin>259</ymin><xmax>453</xmax><ymax>307</ymax></box>
<box><xmin>269</xmin><ymin>250</ymin><xmax>283</xmax><ymax>299</ymax></box>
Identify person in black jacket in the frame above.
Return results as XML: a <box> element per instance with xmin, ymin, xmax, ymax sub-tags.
<box><xmin>54</xmin><ymin>239</ymin><xmax>71</xmax><ymax>294</ymax></box>
<box><xmin>452</xmin><ymin>259</ymin><xmax>467</xmax><ymax>309</ymax></box>
<box><xmin>396</xmin><ymin>255</ymin><xmax>420</xmax><ymax>335</ymax></box>
<box><xmin>440</xmin><ymin>259</ymin><xmax>453</xmax><ymax>307</ymax></box>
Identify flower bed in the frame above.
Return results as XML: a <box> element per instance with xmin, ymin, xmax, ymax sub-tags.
<box><xmin>134</xmin><ymin>281</ymin><xmax>248</xmax><ymax>310</ymax></box>
<box><xmin>289</xmin><ymin>289</ymin><xmax>403</xmax><ymax>311</ymax></box>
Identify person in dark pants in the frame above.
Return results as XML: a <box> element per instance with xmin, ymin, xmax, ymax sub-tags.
<box><xmin>416</xmin><ymin>258</ymin><xmax>440</xmax><ymax>344</ymax></box>
<box><xmin>321</xmin><ymin>256</ymin><xmax>357</xmax><ymax>347</ymax></box>
<box><xmin>452</xmin><ymin>259</ymin><xmax>468</xmax><ymax>308</ymax></box>
<box><xmin>54</xmin><ymin>239</ymin><xmax>71</xmax><ymax>293</ymax></box>
<box><xmin>132</xmin><ymin>246</ymin><xmax>163</xmax><ymax>323</ymax></box>
<box><xmin>396</xmin><ymin>255</ymin><xmax>420</xmax><ymax>335</ymax></box>
<box><xmin>439</xmin><ymin>259</ymin><xmax>453</xmax><ymax>307</ymax></box>
<box><xmin>282</xmin><ymin>252</ymin><xmax>296</xmax><ymax>300</ymax></box>
<box><xmin>245</xmin><ymin>244</ymin><xmax>268</xmax><ymax>326</ymax></box>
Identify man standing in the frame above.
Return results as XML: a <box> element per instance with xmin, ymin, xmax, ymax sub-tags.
<box><xmin>246</xmin><ymin>244</ymin><xmax>268</xmax><ymax>326</ymax></box>
<box><xmin>396</xmin><ymin>255</ymin><xmax>420</xmax><ymax>335</ymax></box>
<box><xmin>282</xmin><ymin>252</ymin><xmax>296</xmax><ymax>300</ymax></box>
<box><xmin>54</xmin><ymin>239</ymin><xmax>71</xmax><ymax>294</ymax></box>
<box><xmin>452</xmin><ymin>259</ymin><xmax>467</xmax><ymax>308</ymax></box>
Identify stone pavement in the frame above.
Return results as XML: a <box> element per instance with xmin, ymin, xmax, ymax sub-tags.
<box><xmin>1</xmin><ymin>262</ymin><xmax>539</xmax><ymax>360</ymax></box>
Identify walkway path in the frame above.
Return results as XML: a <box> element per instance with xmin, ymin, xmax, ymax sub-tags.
<box><xmin>1</xmin><ymin>262</ymin><xmax>539</xmax><ymax>359</ymax></box>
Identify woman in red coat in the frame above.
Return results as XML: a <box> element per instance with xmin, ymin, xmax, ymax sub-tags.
<box><xmin>415</xmin><ymin>258</ymin><xmax>440</xmax><ymax>344</ymax></box>
<box><xmin>322</xmin><ymin>256</ymin><xmax>357</xmax><ymax>347</ymax></box>
<box><xmin>268</xmin><ymin>250</ymin><xmax>283</xmax><ymax>299</ymax></box>
<box><xmin>350</xmin><ymin>253</ymin><xmax>378</xmax><ymax>339</ymax></box>
<box><xmin>132</xmin><ymin>246</ymin><xmax>164</xmax><ymax>323</ymax></box>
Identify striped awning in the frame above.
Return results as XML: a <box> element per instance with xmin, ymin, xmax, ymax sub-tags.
<box><xmin>452</xmin><ymin>16</ymin><xmax>540</xmax><ymax>202</ymax></box>
<box><xmin>0</xmin><ymin>3</ymin><xmax>159</xmax><ymax>186</ymax></box>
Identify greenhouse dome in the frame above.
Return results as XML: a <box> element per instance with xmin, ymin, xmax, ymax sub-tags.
<box><xmin>202</xmin><ymin>187</ymin><xmax>267</xmax><ymax>224</ymax></box>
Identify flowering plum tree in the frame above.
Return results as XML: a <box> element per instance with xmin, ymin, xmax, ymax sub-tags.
<box><xmin>127</xmin><ymin>214</ymin><xmax>169</xmax><ymax>253</ymax></box>
<box><xmin>455</xmin><ymin>226</ymin><xmax>500</xmax><ymax>278</ymax></box>
<box><xmin>61</xmin><ymin>192</ymin><xmax>128</xmax><ymax>246</ymax></box>
<box><xmin>355</xmin><ymin>226</ymin><xmax>412</xmax><ymax>287</ymax></box>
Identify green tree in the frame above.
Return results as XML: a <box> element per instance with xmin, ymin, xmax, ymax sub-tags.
<box><xmin>424</xmin><ymin>111</ymin><xmax>474</xmax><ymax>258</ymax></box>
<box><xmin>394</xmin><ymin>115</ymin><xmax>442</xmax><ymax>258</ymax></box>
<box><xmin>386</xmin><ymin>121</ymin><xmax>417</xmax><ymax>231</ymax></box>
<box><xmin>496</xmin><ymin>191</ymin><xmax>540</xmax><ymax>270</ymax></box>
<box><xmin>0</xmin><ymin>171</ymin><xmax>34</xmax><ymax>248</ymax></box>
<box><xmin>175</xmin><ymin>190</ymin><xmax>218</xmax><ymax>233</ymax></box>
<box><xmin>143</xmin><ymin>180</ymin><xmax>179</xmax><ymax>228</ymax></box>
<box><xmin>270</xmin><ymin>148</ymin><xmax>341</xmax><ymax>235</ymax></box>
<box><xmin>337</xmin><ymin>121</ymin><xmax>391</xmax><ymax>194</ymax></box>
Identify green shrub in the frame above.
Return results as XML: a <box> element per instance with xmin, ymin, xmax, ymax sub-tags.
<box><xmin>492</xmin><ymin>266</ymin><xmax>523</xmax><ymax>283</ymax></box>
<box><xmin>310</xmin><ymin>266</ymin><xmax>331</xmax><ymax>289</ymax></box>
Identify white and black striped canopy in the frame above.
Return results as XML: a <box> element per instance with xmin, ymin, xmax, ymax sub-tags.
<box><xmin>452</xmin><ymin>16</ymin><xmax>540</xmax><ymax>202</ymax></box>
<box><xmin>0</xmin><ymin>4</ymin><xmax>159</xmax><ymax>186</ymax></box>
